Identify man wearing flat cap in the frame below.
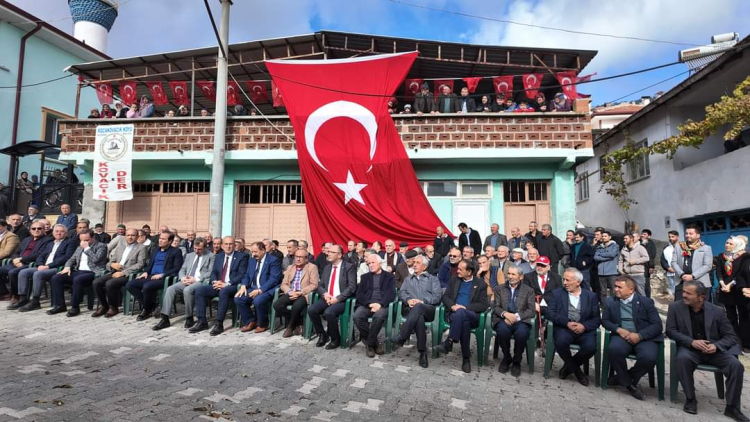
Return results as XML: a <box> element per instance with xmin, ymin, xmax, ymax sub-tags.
<box><xmin>395</xmin><ymin>249</ymin><xmax>419</xmax><ymax>289</ymax></box>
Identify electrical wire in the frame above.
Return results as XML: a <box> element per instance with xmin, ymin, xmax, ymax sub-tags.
<box><xmin>606</xmin><ymin>70</ymin><xmax>691</xmax><ymax>104</ymax></box>
<box><xmin>386</xmin><ymin>0</ymin><xmax>699</xmax><ymax>47</ymax></box>
<box><xmin>0</xmin><ymin>73</ymin><xmax>75</xmax><ymax>90</ymax></box>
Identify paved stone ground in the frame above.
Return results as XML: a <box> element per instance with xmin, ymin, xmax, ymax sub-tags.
<box><xmin>0</xmin><ymin>295</ymin><xmax>747</xmax><ymax>422</ymax></box>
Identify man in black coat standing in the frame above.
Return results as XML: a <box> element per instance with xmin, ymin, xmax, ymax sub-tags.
<box><xmin>666</xmin><ymin>281</ymin><xmax>748</xmax><ymax>420</ymax></box>
<box><xmin>570</xmin><ymin>230</ymin><xmax>595</xmax><ymax>290</ymax></box>
<box><xmin>457</xmin><ymin>223</ymin><xmax>481</xmax><ymax>258</ymax></box>
<box><xmin>434</xmin><ymin>226</ymin><xmax>453</xmax><ymax>258</ymax></box>
<box><xmin>537</xmin><ymin>224</ymin><xmax>565</xmax><ymax>274</ymax></box>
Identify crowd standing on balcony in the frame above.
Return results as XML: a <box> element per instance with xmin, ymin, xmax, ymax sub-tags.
<box><xmin>0</xmin><ymin>207</ymin><xmax>748</xmax><ymax>420</ymax></box>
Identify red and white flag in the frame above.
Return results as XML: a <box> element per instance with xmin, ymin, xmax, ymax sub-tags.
<box><xmin>271</xmin><ymin>81</ymin><xmax>284</xmax><ymax>107</ymax></box>
<box><xmin>197</xmin><ymin>81</ymin><xmax>216</xmax><ymax>102</ymax></box>
<box><xmin>462</xmin><ymin>77</ymin><xmax>482</xmax><ymax>94</ymax></box>
<box><xmin>492</xmin><ymin>76</ymin><xmax>514</xmax><ymax>97</ymax></box>
<box><xmin>119</xmin><ymin>81</ymin><xmax>137</xmax><ymax>105</ymax></box>
<box><xmin>575</xmin><ymin>73</ymin><xmax>596</xmax><ymax>98</ymax></box>
<box><xmin>145</xmin><ymin>81</ymin><xmax>169</xmax><ymax>105</ymax></box>
<box><xmin>433</xmin><ymin>79</ymin><xmax>454</xmax><ymax>99</ymax></box>
<box><xmin>555</xmin><ymin>71</ymin><xmax>580</xmax><ymax>100</ymax></box>
<box><xmin>94</xmin><ymin>82</ymin><xmax>112</xmax><ymax>104</ymax></box>
<box><xmin>403</xmin><ymin>78</ymin><xmax>424</xmax><ymax>101</ymax></box>
<box><xmin>266</xmin><ymin>52</ymin><xmax>451</xmax><ymax>248</ymax></box>
<box><xmin>522</xmin><ymin>73</ymin><xmax>544</xmax><ymax>99</ymax></box>
<box><xmin>168</xmin><ymin>81</ymin><xmax>189</xmax><ymax>106</ymax></box>
<box><xmin>226</xmin><ymin>81</ymin><xmax>241</xmax><ymax>107</ymax></box>
<box><xmin>245</xmin><ymin>80</ymin><xmax>269</xmax><ymax>103</ymax></box>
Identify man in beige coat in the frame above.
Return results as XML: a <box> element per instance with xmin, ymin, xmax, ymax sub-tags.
<box><xmin>0</xmin><ymin>219</ymin><xmax>20</xmax><ymax>261</ymax></box>
<box><xmin>273</xmin><ymin>249</ymin><xmax>319</xmax><ymax>337</ymax></box>
<box><xmin>618</xmin><ymin>233</ymin><xmax>650</xmax><ymax>296</ymax></box>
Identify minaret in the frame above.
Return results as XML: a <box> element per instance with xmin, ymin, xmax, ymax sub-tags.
<box><xmin>68</xmin><ymin>0</ymin><xmax>118</xmax><ymax>53</ymax></box>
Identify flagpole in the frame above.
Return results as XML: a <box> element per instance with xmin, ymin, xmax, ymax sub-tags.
<box><xmin>208</xmin><ymin>0</ymin><xmax>231</xmax><ymax>237</ymax></box>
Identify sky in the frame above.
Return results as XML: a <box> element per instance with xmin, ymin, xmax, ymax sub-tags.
<box><xmin>8</xmin><ymin>0</ymin><xmax>750</xmax><ymax>106</ymax></box>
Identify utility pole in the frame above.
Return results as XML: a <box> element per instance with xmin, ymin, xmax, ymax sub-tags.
<box><xmin>208</xmin><ymin>0</ymin><xmax>231</xmax><ymax>237</ymax></box>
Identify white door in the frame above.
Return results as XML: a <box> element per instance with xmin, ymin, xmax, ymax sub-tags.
<box><xmin>453</xmin><ymin>200</ymin><xmax>490</xmax><ymax>239</ymax></box>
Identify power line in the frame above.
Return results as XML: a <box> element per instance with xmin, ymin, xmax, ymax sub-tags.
<box><xmin>386</xmin><ymin>0</ymin><xmax>699</xmax><ymax>47</ymax></box>
<box><xmin>606</xmin><ymin>70</ymin><xmax>690</xmax><ymax>104</ymax></box>
<box><xmin>0</xmin><ymin>73</ymin><xmax>75</xmax><ymax>90</ymax></box>
<box><xmin>5</xmin><ymin>0</ymin><xmax>136</xmax><ymax>25</ymax></box>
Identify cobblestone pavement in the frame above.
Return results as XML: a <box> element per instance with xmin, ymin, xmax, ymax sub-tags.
<box><xmin>0</xmin><ymin>296</ymin><xmax>747</xmax><ymax>422</ymax></box>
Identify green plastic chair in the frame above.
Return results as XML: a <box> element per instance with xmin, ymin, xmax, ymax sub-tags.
<box><xmin>435</xmin><ymin>307</ymin><xmax>489</xmax><ymax>366</ymax></box>
<box><xmin>543</xmin><ymin>320</ymin><xmax>601</xmax><ymax>386</ymax></box>
<box><xmin>347</xmin><ymin>295</ymin><xmax>397</xmax><ymax>353</ymax></box>
<box><xmin>392</xmin><ymin>301</ymin><xmax>443</xmax><ymax>357</ymax></box>
<box><xmin>269</xmin><ymin>289</ymin><xmax>317</xmax><ymax>340</ymax></box>
<box><xmin>600</xmin><ymin>330</ymin><xmax>664</xmax><ymax>400</ymax></box>
<box><xmin>483</xmin><ymin>315</ymin><xmax>538</xmax><ymax>373</ymax></box>
<box><xmin>124</xmin><ymin>274</ymin><xmax>175</xmax><ymax>315</ymax></box>
<box><xmin>668</xmin><ymin>339</ymin><xmax>726</xmax><ymax>402</ymax></box>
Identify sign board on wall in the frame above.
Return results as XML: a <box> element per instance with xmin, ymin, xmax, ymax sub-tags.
<box><xmin>93</xmin><ymin>124</ymin><xmax>134</xmax><ymax>201</ymax></box>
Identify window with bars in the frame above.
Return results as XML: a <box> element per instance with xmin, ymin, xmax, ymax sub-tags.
<box><xmin>133</xmin><ymin>183</ymin><xmax>160</xmax><ymax>193</ymax></box>
<box><xmin>528</xmin><ymin>182</ymin><xmax>548</xmax><ymax>201</ymax></box>
<box><xmin>238</xmin><ymin>184</ymin><xmax>305</xmax><ymax>204</ymax></box>
<box><xmin>503</xmin><ymin>181</ymin><xmax>526</xmax><ymax>203</ymax></box>
<box><xmin>163</xmin><ymin>181</ymin><xmax>211</xmax><ymax>193</ymax></box>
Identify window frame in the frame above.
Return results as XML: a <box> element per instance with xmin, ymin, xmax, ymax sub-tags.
<box><xmin>576</xmin><ymin>171</ymin><xmax>590</xmax><ymax>202</ymax></box>
<box><xmin>626</xmin><ymin>139</ymin><xmax>651</xmax><ymax>183</ymax></box>
<box><xmin>423</xmin><ymin>181</ymin><xmax>492</xmax><ymax>199</ymax></box>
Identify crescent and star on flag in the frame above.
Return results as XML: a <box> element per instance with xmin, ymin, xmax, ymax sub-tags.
<box><xmin>304</xmin><ymin>100</ymin><xmax>378</xmax><ymax>206</ymax></box>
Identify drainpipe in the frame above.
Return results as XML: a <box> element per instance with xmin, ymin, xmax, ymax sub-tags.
<box><xmin>8</xmin><ymin>23</ymin><xmax>43</xmax><ymax>209</ymax></box>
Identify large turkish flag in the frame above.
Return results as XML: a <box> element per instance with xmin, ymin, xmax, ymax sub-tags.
<box><xmin>266</xmin><ymin>52</ymin><xmax>451</xmax><ymax>249</ymax></box>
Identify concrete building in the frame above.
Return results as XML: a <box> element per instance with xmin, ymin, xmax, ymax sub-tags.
<box><xmin>575</xmin><ymin>35</ymin><xmax>750</xmax><ymax>252</ymax></box>
<box><xmin>57</xmin><ymin>31</ymin><xmax>596</xmax><ymax>246</ymax></box>
<box><xmin>0</xmin><ymin>0</ymin><xmax>110</xmax><ymax>210</ymax></box>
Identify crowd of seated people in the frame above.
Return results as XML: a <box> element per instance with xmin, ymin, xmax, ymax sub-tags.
<box><xmin>88</xmin><ymin>96</ymin><xmax>262</xmax><ymax>120</ymax></box>
<box><xmin>1</xmin><ymin>208</ymin><xmax>748</xmax><ymax>419</ymax></box>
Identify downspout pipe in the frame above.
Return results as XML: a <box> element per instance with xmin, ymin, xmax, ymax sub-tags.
<box><xmin>9</xmin><ymin>23</ymin><xmax>43</xmax><ymax>208</ymax></box>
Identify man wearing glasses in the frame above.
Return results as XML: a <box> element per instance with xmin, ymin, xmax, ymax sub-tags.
<box><xmin>438</xmin><ymin>248</ymin><xmax>462</xmax><ymax>289</ymax></box>
<box><xmin>2</xmin><ymin>222</ymin><xmax>52</xmax><ymax>307</ymax></box>
<box><xmin>272</xmin><ymin>249</ymin><xmax>320</xmax><ymax>337</ymax></box>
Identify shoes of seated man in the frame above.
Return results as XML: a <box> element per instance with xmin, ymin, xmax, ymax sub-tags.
<box><xmin>683</xmin><ymin>398</ymin><xmax>697</xmax><ymax>415</ymax></box>
<box><xmin>18</xmin><ymin>299</ymin><xmax>41</xmax><ymax>313</ymax></box>
<box><xmin>558</xmin><ymin>364</ymin><xmax>570</xmax><ymax>380</ymax></box>
<box><xmin>436</xmin><ymin>339</ymin><xmax>453</xmax><ymax>355</ymax></box>
<box><xmin>210</xmin><ymin>323</ymin><xmax>224</xmax><ymax>336</ymax></box>
<box><xmin>66</xmin><ymin>307</ymin><xmax>80</xmax><ymax>317</ymax></box>
<box><xmin>46</xmin><ymin>306</ymin><xmax>67</xmax><ymax>315</ymax></box>
<box><xmin>461</xmin><ymin>358</ymin><xmax>471</xmax><ymax>374</ymax></box>
<box><xmin>153</xmin><ymin>317</ymin><xmax>170</xmax><ymax>331</ymax></box>
<box><xmin>188</xmin><ymin>321</ymin><xmax>209</xmax><ymax>333</ymax></box>
<box><xmin>365</xmin><ymin>345</ymin><xmax>375</xmax><ymax>358</ymax></box>
<box><xmin>574</xmin><ymin>369</ymin><xmax>589</xmax><ymax>386</ymax></box>
<box><xmin>627</xmin><ymin>384</ymin><xmax>645</xmax><ymax>400</ymax></box>
<box><xmin>316</xmin><ymin>334</ymin><xmax>329</xmax><ymax>348</ymax></box>
<box><xmin>183</xmin><ymin>317</ymin><xmax>194</xmax><ymax>328</ymax></box>
<box><xmin>498</xmin><ymin>360</ymin><xmax>511</xmax><ymax>374</ymax></box>
<box><xmin>510</xmin><ymin>363</ymin><xmax>521</xmax><ymax>378</ymax></box>
<box><xmin>324</xmin><ymin>339</ymin><xmax>339</xmax><ymax>350</ymax></box>
<box><xmin>136</xmin><ymin>310</ymin><xmax>152</xmax><ymax>321</ymax></box>
<box><xmin>374</xmin><ymin>343</ymin><xmax>385</xmax><ymax>355</ymax></box>
<box><xmin>7</xmin><ymin>298</ymin><xmax>27</xmax><ymax>310</ymax></box>
<box><xmin>91</xmin><ymin>307</ymin><xmax>109</xmax><ymax>318</ymax></box>
<box><xmin>390</xmin><ymin>335</ymin><xmax>404</xmax><ymax>352</ymax></box>
<box><xmin>105</xmin><ymin>307</ymin><xmax>119</xmax><ymax>318</ymax></box>
<box><xmin>418</xmin><ymin>352</ymin><xmax>428</xmax><ymax>368</ymax></box>
<box><xmin>725</xmin><ymin>405</ymin><xmax>750</xmax><ymax>422</ymax></box>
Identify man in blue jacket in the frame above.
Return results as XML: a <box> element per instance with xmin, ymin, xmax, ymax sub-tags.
<box><xmin>54</xmin><ymin>203</ymin><xmax>78</xmax><ymax>232</ymax></box>
<box><xmin>234</xmin><ymin>241</ymin><xmax>281</xmax><ymax>335</ymax></box>
<box><xmin>593</xmin><ymin>231</ymin><xmax>619</xmax><ymax>303</ymax></box>
<box><xmin>547</xmin><ymin>267</ymin><xmax>601</xmax><ymax>386</ymax></box>
<box><xmin>16</xmin><ymin>224</ymin><xmax>77</xmax><ymax>312</ymax></box>
<box><xmin>191</xmin><ymin>236</ymin><xmax>249</xmax><ymax>335</ymax></box>
<box><xmin>126</xmin><ymin>232</ymin><xmax>183</xmax><ymax>321</ymax></box>
<box><xmin>2</xmin><ymin>220</ymin><xmax>51</xmax><ymax>308</ymax></box>
<box><xmin>602</xmin><ymin>275</ymin><xmax>663</xmax><ymax>400</ymax></box>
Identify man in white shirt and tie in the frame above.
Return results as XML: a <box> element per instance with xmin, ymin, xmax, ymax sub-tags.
<box><xmin>91</xmin><ymin>228</ymin><xmax>147</xmax><ymax>318</ymax></box>
<box><xmin>308</xmin><ymin>244</ymin><xmax>357</xmax><ymax>349</ymax></box>
<box><xmin>154</xmin><ymin>237</ymin><xmax>214</xmax><ymax>330</ymax></box>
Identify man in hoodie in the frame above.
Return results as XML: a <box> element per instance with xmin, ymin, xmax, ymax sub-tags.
<box><xmin>594</xmin><ymin>231</ymin><xmax>620</xmax><ymax>302</ymax></box>
<box><xmin>618</xmin><ymin>234</ymin><xmax>650</xmax><ymax>296</ymax></box>
<box><xmin>413</xmin><ymin>83</ymin><xmax>435</xmax><ymax>115</ymax></box>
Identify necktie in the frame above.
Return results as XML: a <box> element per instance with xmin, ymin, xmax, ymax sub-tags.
<box><xmin>541</xmin><ymin>274</ymin><xmax>547</xmax><ymax>290</ymax></box>
<box><xmin>328</xmin><ymin>265</ymin><xmax>338</xmax><ymax>296</ymax></box>
<box><xmin>255</xmin><ymin>260</ymin><xmax>262</xmax><ymax>288</ymax></box>
<box><xmin>188</xmin><ymin>256</ymin><xmax>199</xmax><ymax>277</ymax></box>
<box><xmin>220</xmin><ymin>256</ymin><xmax>229</xmax><ymax>282</ymax></box>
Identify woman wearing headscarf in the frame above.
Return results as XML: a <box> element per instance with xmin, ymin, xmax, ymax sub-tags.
<box><xmin>126</xmin><ymin>102</ymin><xmax>139</xmax><ymax>118</ymax></box>
<box><xmin>139</xmin><ymin>95</ymin><xmax>155</xmax><ymax>118</ymax></box>
<box><xmin>87</xmin><ymin>108</ymin><xmax>100</xmax><ymax>118</ymax></box>
<box><xmin>100</xmin><ymin>103</ymin><xmax>115</xmax><ymax>118</ymax></box>
<box><xmin>532</xmin><ymin>92</ymin><xmax>547</xmax><ymax>112</ymax></box>
<box><xmin>475</xmin><ymin>95</ymin><xmax>492</xmax><ymax>112</ymax></box>
<box><xmin>720</xmin><ymin>236</ymin><xmax>750</xmax><ymax>350</ymax></box>
<box><xmin>549</xmin><ymin>92</ymin><xmax>572</xmax><ymax>112</ymax></box>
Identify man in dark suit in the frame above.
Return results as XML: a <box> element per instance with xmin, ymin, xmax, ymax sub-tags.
<box><xmin>308</xmin><ymin>244</ymin><xmax>357</xmax><ymax>349</ymax></box>
<box><xmin>483</xmin><ymin>223</ymin><xmax>508</xmax><ymax>251</ymax></box>
<box><xmin>523</xmin><ymin>256</ymin><xmax>562</xmax><ymax>316</ymax></box>
<box><xmin>1</xmin><ymin>220</ymin><xmax>51</xmax><ymax>307</ymax></box>
<box><xmin>570</xmin><ymin>231</ymin><xmax>595</xmax><ymax>290</ymax></box>
<box><xmin>493</xmin><ymin>265</ymin><xmax>536</xmax><ymax>377</ymax></box>
<box><xmin>457</xmin><ymin>223</ymin><xmax>482</xmax><ymax>258</ymax></box>
<box><xmin>425</xmin><ymin>244</ymin><xmax>442</xmax><ymax>276</ymax></box>
<box><xmin>394</xmin><ymin>250</ymin><xmax>418</xmax><ymax>288</ymax></box>
<box><xmin>180</xmin><ymin>231</ymin><xmax>197</xmax><ymax>255</ymax></box>
<box><xmin>126</xmin><ymin>231</ymin><xmax>183</xmax><ymax>321</ymax></box>
<box><xmin>434</xmin><ymin>226</ymin><xmax>454</xmax><ymax>258</ymax></box>
<box><xmin>547</xmin><ymin>267</ymin><xmax>601</xmax><ymax>386</ymax></box>
<box><xmin>436</xmin><ymin>259</ymin><xmax>489</xmax><ymax>374</ymax></box>
<box><xmin>55</xmin><ymin>203</ymin><xmax>78</xmax><ymax>232</ymax></box>
<box><xmin>234</xmin><ymin>241</ymin><xmax>282</xmax><ymax>334</ymax></box>
<box><xmin>190</xmin><ymin>236</ymin><xmax>249</xmax><ymax>335</ymax></box>
<box><xmin>15</xmin><ymin>224</ymin><xmax>77</xmax><ymax>312</ymax></box>
<box><xmin>666</xmin><ymin>281</ymin><xmax>747</xmax><ymax>420</ymax></box>
<box><xmin>537</xmin><ymin>224</ymin><xmax>565</xmax><ymax>274</ymax></box>
<box><xmin>355</xmin><ymin>254</ymin><xmax>396</xmax><ymax>357</ymax></box>
<box><xmin>602</xmin><ymin>275</ymin><xmax>663</xmax><ymax>400</ymax></box>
